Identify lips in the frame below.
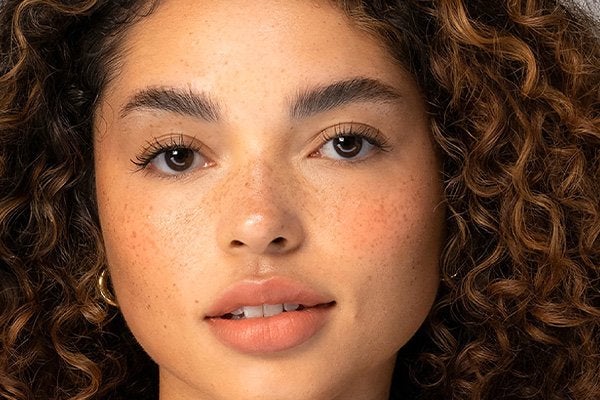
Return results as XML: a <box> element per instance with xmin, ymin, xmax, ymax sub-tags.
<box><xmin>204</xmin><ymin>277</ymin><xmax>335</xmax><ymax>353</ymax></box>
<box><xmin>222</xmin><ymin>303</ymin><xmax>304</xmax><ymax>319</ymax></box>
<box><xmin>205</xmin><ymin>277</ymin><xmax>334</xmax><ymax>318</ymax></box>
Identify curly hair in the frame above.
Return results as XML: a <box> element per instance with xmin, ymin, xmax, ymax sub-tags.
<box><xmin>0</xmin><ymin>0</ymin><xmax>598</xmax><ymax>399</ymax></box>
<box><xmin>403</xmin><ymin>1</ymin><xmax>599</xmax><ymax>399</ymax></box>
<box><xmin>0</xmin><ymin>1</ymin><xmax>159</xmax><ymax>398</ymax></box>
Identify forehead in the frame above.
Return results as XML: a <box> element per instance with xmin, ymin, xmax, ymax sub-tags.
<box><xmin>106</xmin><ymin>0</ymin><xmax>410</xmax><ymax>97</ymax></box>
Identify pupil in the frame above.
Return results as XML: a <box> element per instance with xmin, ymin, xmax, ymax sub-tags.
<box><xmin>165</xmin><ymin>148</ymin><xmax>194</xmax><ymax>171</ymax></box>
<box><xmin>334</xmin><ymin>136</ymin><xmax>362</xmax><ymax>157</ymax></box>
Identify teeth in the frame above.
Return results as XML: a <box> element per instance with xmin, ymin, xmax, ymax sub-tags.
<box><xmin>284</xmin><ymin>303</ymin><xmax>300</xmax><ymax>311</ymax></box>
<box><xmin>263</xmin><ymin>304</ymin><xmax>284</xmax><ymax>317</ymax></box>
<box><xmin>243</xmin><ymin>305</ymin><xmax>264</xmax><ymax>319</ymax></box>
<box><xmin>224</xmin><ymin>303</ymin><xmax>304</xmax><ymax>319</ymax></box>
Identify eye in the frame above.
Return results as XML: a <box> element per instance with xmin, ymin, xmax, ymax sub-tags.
<box><xmin>132</xmin><ymin>135</ymin><xmax>213</xmax><ymax>176</ymax></box>
<box><xmin>312</xmin><ymin>123</ymin><xmax>391</xmax><ymax>162</ymax></box>
<box><xmin>320</xmin><ymin>136</ymin><xmax>376</xmax><ymax>160</ymax></box>
<box><xmin>150</xmin><ymin>147</ymin><xmax>208</xmax><ymax>175</ymax></box>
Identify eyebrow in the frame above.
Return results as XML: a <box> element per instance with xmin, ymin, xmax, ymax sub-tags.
<box><xmin>119</xmin><ymin>77</ymin><xmax>403</xmax><ymax>121</ymax></box>
<box><xmin>289</xmin><ymin>77</ymin><xmax>403</xmax><ymax>119</ymax></box>
<box><xmin>120</xmin><ymin>86</ymin><xmax>221</xmax><ymax>122</ymax></box>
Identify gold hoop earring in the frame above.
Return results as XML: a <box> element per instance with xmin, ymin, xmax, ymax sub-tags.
<box><xmin>98</xmin><ymin>269</ymin><xmax>118</xmax><ymax>307</ymax></box>
<box><xmin>441</xmin><ymin>271</ymin><xmax>459</xmax><ymax>283</ymax></box>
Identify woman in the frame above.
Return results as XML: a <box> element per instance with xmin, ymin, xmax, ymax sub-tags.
<box><xmin>0</xmin><ymin>0</ymin><xmax>598</xmax><ymax>399</ymax></box>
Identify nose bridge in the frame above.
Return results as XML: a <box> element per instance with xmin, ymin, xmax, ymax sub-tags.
<box><xmin>232</xmin><ymin>152</ymin><xmax>289</xmax><ymax>207</ymax></box>
<box><xmin>242</xmin><ymin>157</ymin><xmax>280</xmax><ymax>200</ymax></box>
<box><xmin>216</xmin><ymin>154</ymin><xmax>304</xmax><ymax>256</ymax></box>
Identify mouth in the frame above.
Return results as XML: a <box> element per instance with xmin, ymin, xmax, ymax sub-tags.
<box><xmin>211</xmin><ymin>301</ymin><xmax>336</xmax><ymax>320</ymax></box>
<box><xmin>204</xmin><ymin>277</ymin><xmax>336</xmax><ymax>353</ymax></box>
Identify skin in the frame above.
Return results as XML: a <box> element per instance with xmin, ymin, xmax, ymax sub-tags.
<box><xmin>94</xmin><ymin>1</ymin><xmax>445</xmax><ymax>399</ymax></box>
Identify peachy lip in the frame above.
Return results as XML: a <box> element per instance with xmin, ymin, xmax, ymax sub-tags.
<box><xmin>204</xmin><ymin>277</ymin><xmax>335</xmax><ymax>318</ymax></box>
<box><xmin>204</xmin><ymin>277</ymin><xmax>336</xmax><ymax>353</ymax></box>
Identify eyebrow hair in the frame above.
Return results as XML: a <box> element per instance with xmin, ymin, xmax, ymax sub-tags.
<box><xmin>119</xmin><ymin>77</ymin><xmax>402</xmax><ymax>122</ymax></box>
<box><xmin>120</xmin><ymin>86</ymin><xmax>221</xmax><ymax>122</ymax></box>
<box><xmin>289</xmin><ymin>77</ymin><xmax>404</xmax><ymax>119</ymax></box>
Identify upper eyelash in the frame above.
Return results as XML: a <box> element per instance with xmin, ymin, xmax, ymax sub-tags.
<box><xmin>131</xmin><ymin>134</ymin><xmax>198</xmax><ymax>170</ymax></box>
<box><xmin>320</xmin><ymin>122</ymin><xmax>392</xmax><ymax>152</ymax></box>
<box><xmin>131</xmin><ymin>123</ymin><xmax>390</xmax><ymax>171</ymax></box>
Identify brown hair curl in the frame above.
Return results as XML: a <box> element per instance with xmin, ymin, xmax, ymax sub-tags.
<box><xmin>0</xmin><ymin>0</ymin><xmax>598</xmax><ymax>399</ymax></box>
<box><xmin>0</xmin><ymin>1</ymin><xmax>158</xmax><ymax>399</ymax></box>
<box><xmin>407</xmin><ymin>1</ymin><xmax>600</xmax><ymax>399</ymax></box>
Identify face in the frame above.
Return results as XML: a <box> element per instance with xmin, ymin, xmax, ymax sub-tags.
<box><xmin>94</xmin><ymin>1</ymin><xmax>444</xmax><ymax>399</ymax></box>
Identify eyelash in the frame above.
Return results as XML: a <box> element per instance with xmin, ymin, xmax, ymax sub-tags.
<box><xmin>131</xmin><ymin>134</ymin><xmax>202</xmax><ymax>171</ymax></box>
<box><xmin>130</xmin><ymin>123</ymin><xmax>392</xmax><ymax>174</ymax></box>
<box><xmin>318</xmin><ymin>122</ymin><xmax>392</xmax><ymax>155</ymax></box>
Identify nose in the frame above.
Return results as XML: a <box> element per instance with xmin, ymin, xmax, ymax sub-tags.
<box><xmin>226</xmin><ymin>213</ymin><xmax>303</xmax><ymax>254</ymax></box>
<box><xmin>216</xmin><ymin>164</ymin><xmax>305</xmax><ymax>256</ymax></box>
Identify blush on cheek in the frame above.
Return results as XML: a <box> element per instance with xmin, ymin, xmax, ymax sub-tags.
<box><xmin>327</xmin><ymin>182</ymin><xmax>443</xmax><ymax>333</ymax></box>
<box><xmin>337</xmin><ymin>185</ymin><xmax>441</xmax><ymax>253</ymax></box>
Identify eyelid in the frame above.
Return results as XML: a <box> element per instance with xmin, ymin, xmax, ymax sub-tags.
<box><xmin>310</xmin><ymin>122</ymin><xmax>392</xmax><ymax>160</ymax></box>
<box><xmin>131</xmin><ymin>133</ymin><xmax>215</xmax><ymax>177</ymax></box>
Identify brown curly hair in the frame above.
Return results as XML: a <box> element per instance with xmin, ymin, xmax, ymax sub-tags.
<box><xmin>1</xmin><ymin>0</ymin><xmax>598</xmax><ymax>399</ymax></box>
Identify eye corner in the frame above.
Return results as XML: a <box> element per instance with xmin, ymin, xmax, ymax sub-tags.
<box><xmin>307</xmin><ymin>149</ymin><xmax>323</xmax><ymax>159</ymax></box>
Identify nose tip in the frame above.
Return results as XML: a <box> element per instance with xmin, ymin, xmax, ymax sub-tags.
<box><xmin>221</xmin><ymin>213</ymin><xmax>303</xmax><ymax>255</ymax></box>
<box><xmin>216</xmin><ymin>162</ymin><xmax>305</xmax><ymax>256</ymax></box>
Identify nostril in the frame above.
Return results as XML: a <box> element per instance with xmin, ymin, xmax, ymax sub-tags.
<box><xmin>271</xmin><ymin>237</ymin><xmax>287</xmax><ymax>246</ymax></box>
<box><xmin>227</xmin><ymin>236</ymin><xmax>291</xmax><ymax>252</ymax></box>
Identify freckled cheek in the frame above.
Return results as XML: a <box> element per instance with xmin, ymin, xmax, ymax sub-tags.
<box><xmin>101</xmin><ymin>208</ymin><xmax>192</xmax><ymax>349</ymax></box>
<box><xmin>98</xmin><ymin>192</ymin><xmax>209</xmax><ymax>308</ymax></box>
<box><xmin>321</xmin><ymin>183</ymin><xmax>443</xmax><ymax>307</ymax></box>
<box><xmin>320</xmin><ymin>185</ymin><xmax>443</xmax><ymax>350</ymax></box>
<box><xmin>332</xmin><ymin>190</ymin><xmax>442</xmax><ymax>263</ymax></box>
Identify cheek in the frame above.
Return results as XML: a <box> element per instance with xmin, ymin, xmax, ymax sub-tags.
<box><xmin>96</xmin><ymin>179</ymin><xmax>210</xmax><ymax>318</ymax></box>
<box><xmin>96</xmin><ymin>184</ymin><xmax>226</xmax><ymax>360</ymax></box>
<box><xmin>324</xmin><ymin>176</ymin><xmax>443</xmax><ymax>270</ymax></box>
<box><xmin>318</xmin><ymin>175</ymin><xmax>443</xmax><ymax>352</ymax></box>
<box><xmin>97</xmin><ymin>193</ymin><xmax>157</xmax><ymax>309</ymax></box>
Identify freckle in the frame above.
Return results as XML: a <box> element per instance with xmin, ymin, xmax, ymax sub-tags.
<box><xmin>132</xmin><ymin>231</ymin><xmax>137</xmax><ymax>238</ymax></box>
<box><xmin>163</xmin><ymin>324</ymin><xmax>167</xmax><ymax>329</ymax></box>
<box><xmin>195</xmin><ymin>300</ymin><xmax>199</xmax><ymax>304</ymax></box>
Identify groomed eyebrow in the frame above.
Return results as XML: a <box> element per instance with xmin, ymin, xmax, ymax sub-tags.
<box><xmin>289</xmin><ymin>77</ymin><xmax>403</xmax><ymax>119</ymax></box>
<box><xmin>119</xmin><ymin>77</ymin><xmax>402</xmax><ymax>121</ymax></box>
<box><xmin>120</xmin><ymin>86</ymin><xmax>221</xmax><ymax>122</ymax></box>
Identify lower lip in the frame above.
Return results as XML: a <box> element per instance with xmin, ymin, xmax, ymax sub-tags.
<box><xmin>206</xmin><ymin>306</ymin><xmax>333</xmax><ymax>354</ymax></box>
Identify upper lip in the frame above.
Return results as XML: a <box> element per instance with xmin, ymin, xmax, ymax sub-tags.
<box><xmin>205</xmin><ymin>276</ymin><xmax>335</xmax><ymax>318</ymax></box>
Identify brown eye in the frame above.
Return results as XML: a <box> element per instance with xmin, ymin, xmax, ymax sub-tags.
<box><xmin>317</xmin><ymin>135</ymin><xmax>377</xmax><ymax>161</ymax></box>
<box><xmin>149</xmin><ymin>147</ymin><xmax>209</xmax><ymax>175</ymax></box>
<box><xmin>333</xmin><ymin>136</ymin><xmax>363</xmax><ymax>158</ymax></box>
<box><xmin>309</xmin><ymin>123</ymin><xmax>391</xmax><ymax>162</ymax></box>
<box><xmin>164</xmin><ymin>148</ymin><xmax>195</xmax><ymax>171</ymax></box>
